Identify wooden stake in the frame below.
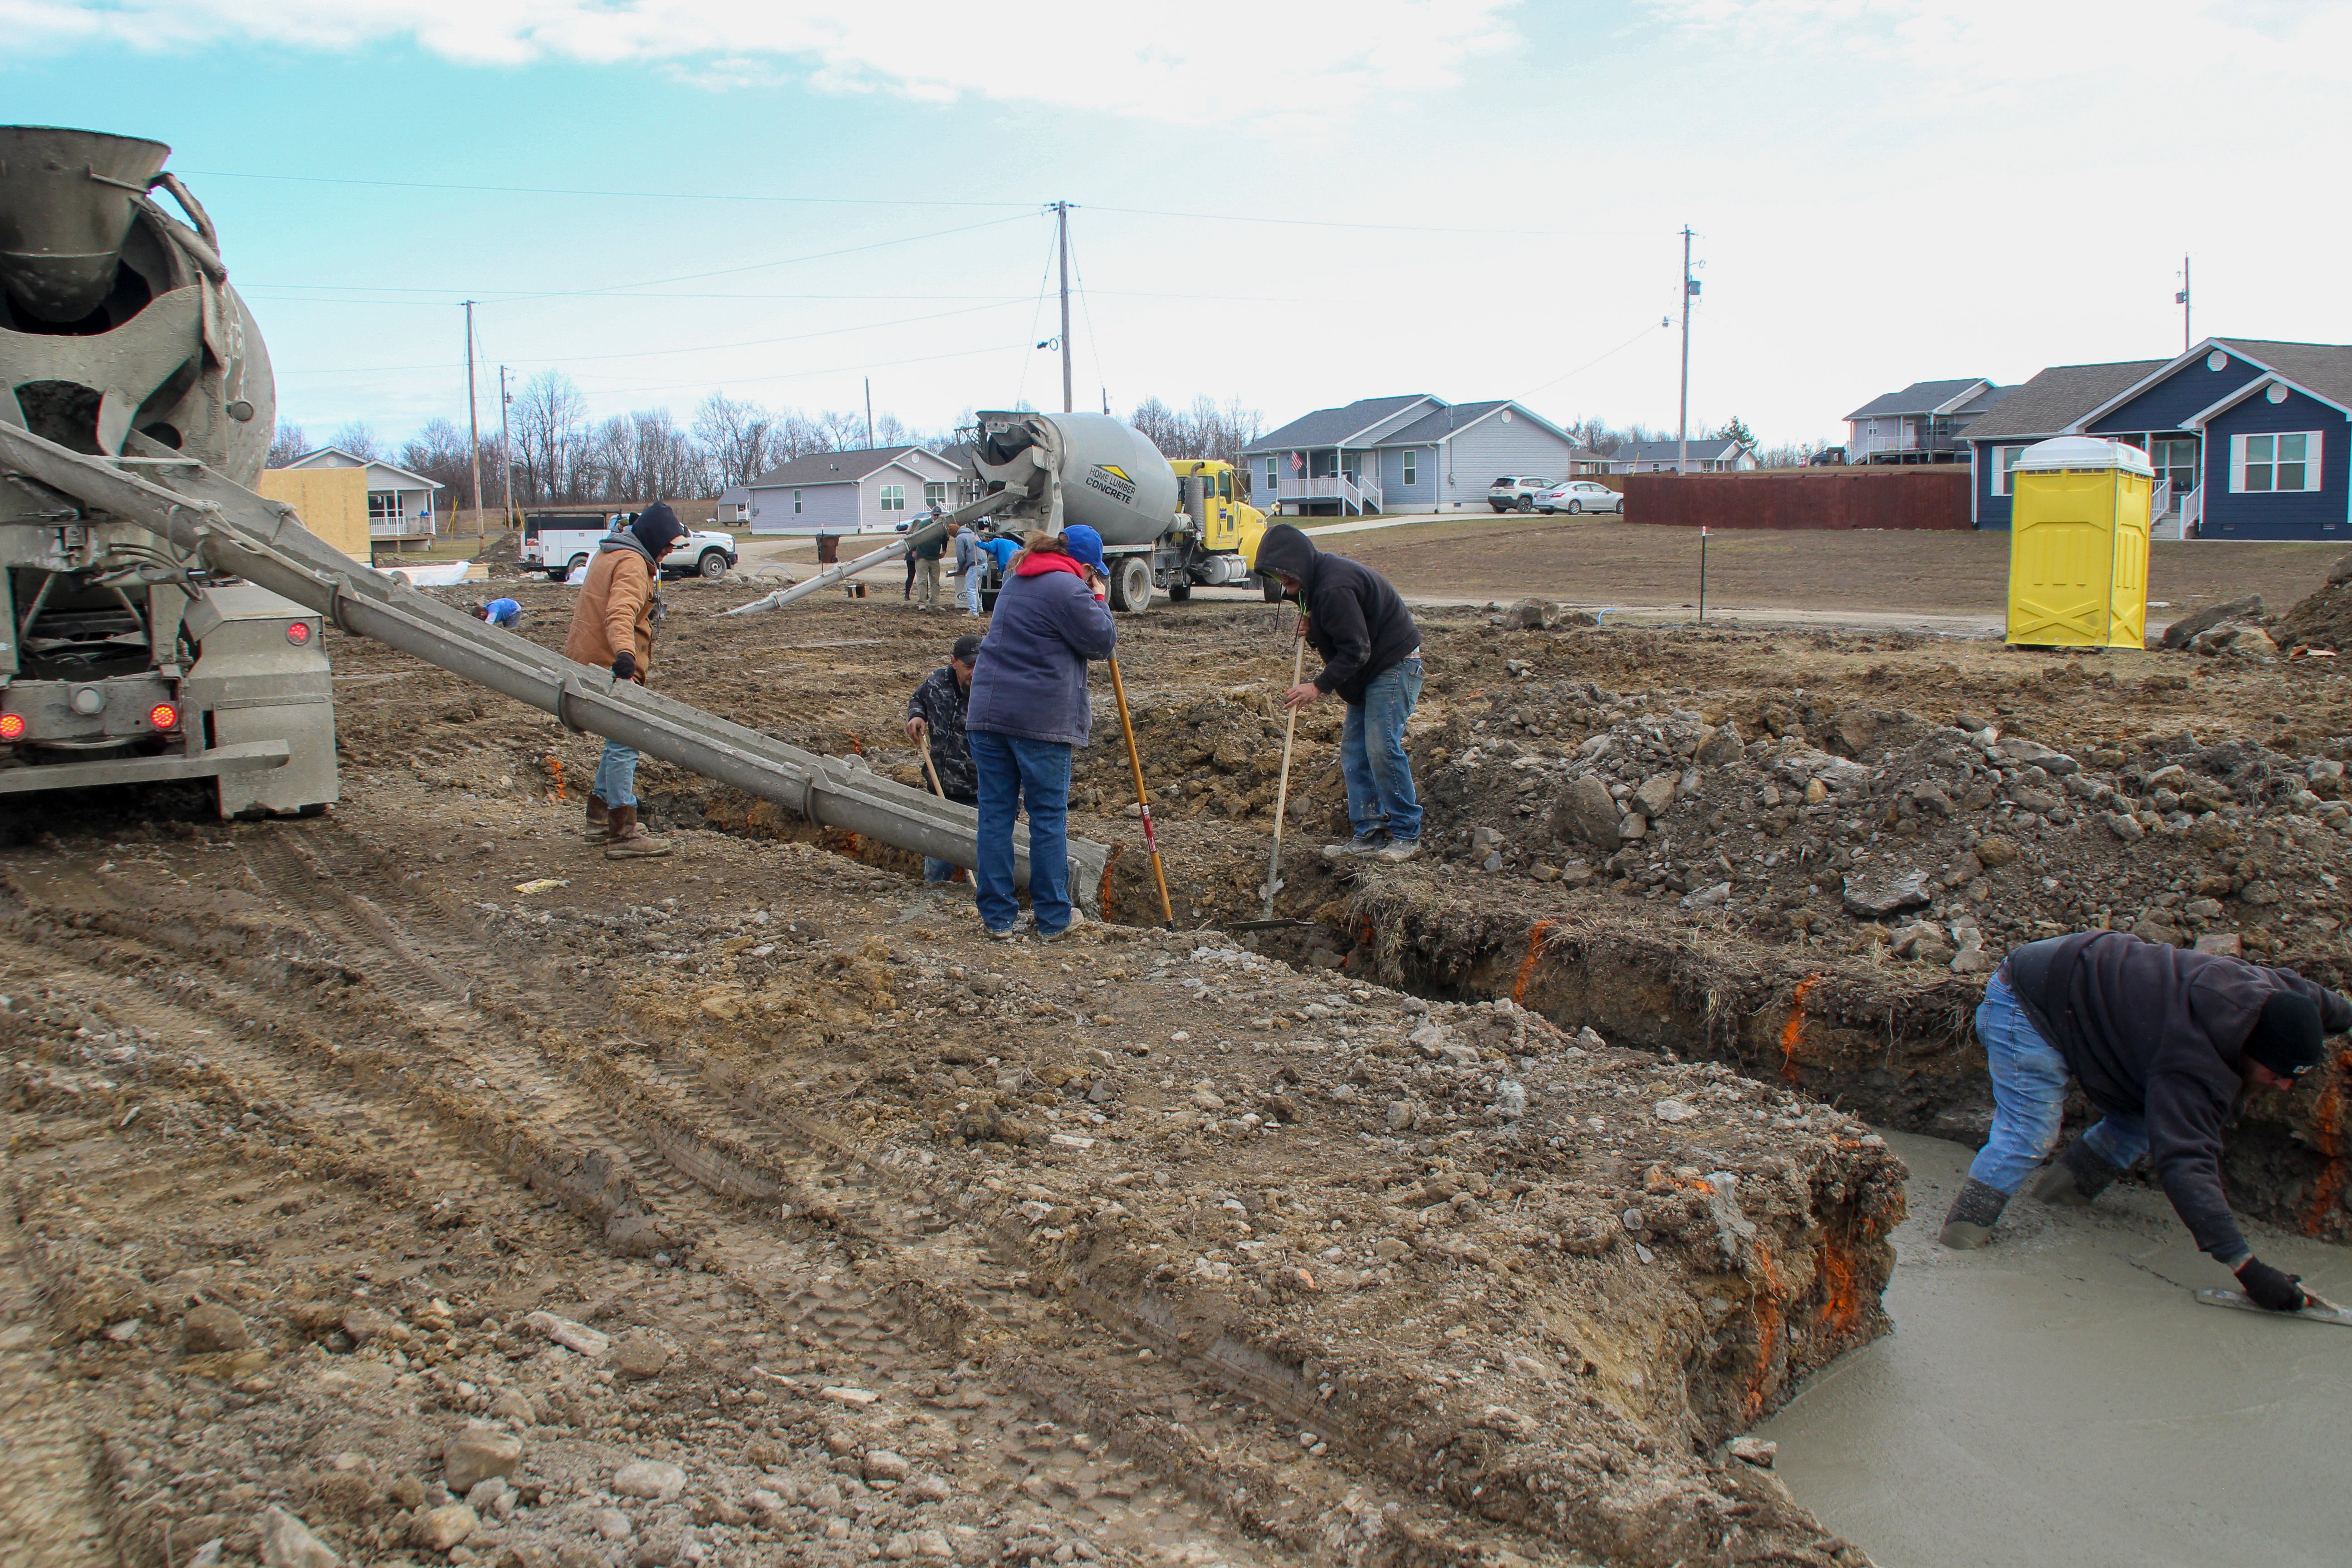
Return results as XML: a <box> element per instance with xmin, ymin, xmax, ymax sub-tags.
<box><xmin>1108</xmin><ymin>655</ymin><xmax>1175</xmax><ymax>928</ymax></box>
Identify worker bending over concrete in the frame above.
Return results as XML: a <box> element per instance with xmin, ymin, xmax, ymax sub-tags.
<box><xmin>906</xmin><ymin>633</ymin><xmax>981</xmax><ymax>882</ymax></box>
<box><xmin>564</xmin><ymin>503</ymin><xmax>686</xmax><ymax>860</ymax></box>
<box><xmin>1253</xmin><ymin>523</ymin><xmax>1425</xmax><ymax>865</ymax></box>
<box><xmin>474</xmin><ymin>597</ymin><xmax>522</xmax><ymax>628</ymax></box>
<box><xmin>1940</xmin><ymin>929</ymin><xmax>2347</xmax><ymax>1310</ymax></box>
<box><xmin>965</xmin><ymin>527</ymin><xmax>1115</xmax><ymax>940</ymax></box>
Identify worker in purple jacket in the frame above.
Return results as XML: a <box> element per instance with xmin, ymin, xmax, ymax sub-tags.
<box><xmin>1940</xmin><ymin>930</ymin><xmax>2347</xmax><ymax>1311</ymax></box>
<box><xmin>963</xmin><ymin>525</ymin><xmax>1116</xmax><ymax>941</ymax></box>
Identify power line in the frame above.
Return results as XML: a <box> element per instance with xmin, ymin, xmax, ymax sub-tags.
<box><xmin>181</xmin><ymin>168</ymin><xmax>1036</xmax><ymax>210</ymax></box>
<box><xmin>274</xmin><ymin>298</ymin><xmax>1030</xmax><ymax>377</ymax></box>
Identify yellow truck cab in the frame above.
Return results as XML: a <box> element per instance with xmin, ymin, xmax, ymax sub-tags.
<box><xmin>1163</xmin><ymin>458</ymin><xmax>1277</xmax><ymax>601</ymax></box>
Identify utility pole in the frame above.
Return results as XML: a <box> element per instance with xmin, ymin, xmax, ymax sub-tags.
<box><xmin>462</xmin><ymin>300</ymin><xmax>484</xmax><ymax>547</ymax></box>
<box><xmin>496</xmin><ymin>364</ymin><xmax>516</xmax><ymax>529</ymax></box>
<box><xmin>864</xmin><ymin>377</ymin><xmax>874</xmax><ymax>448</ymax></box>
<box><xmin>2176</xmin><ymin>254</ymin><xmax>2192</xmax><ymax>353</ymax></box>
<box><xmin>1055</xmin><ymin>201</ymin><xmax>1073</xmax><ymax>414</ymax></box>
<box><xmin>1676</xmin><ymin>226</ymin><xmax>1695</xmax><ymax>476</ymax></box>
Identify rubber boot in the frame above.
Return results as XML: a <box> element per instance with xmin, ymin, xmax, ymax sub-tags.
<box><xmin>1938</xmin><ymin>1178</ymin><xmax>2009</xmax><ymax>1250</ymax></box>
<box><xmin>2029</xmin><ymin>1138</ymin><xmax>2126</xmax><ymax>1208</ymax></box>
<box><xmin>584</xmin><ymin>796</ymin><xmax>611</xmax><ymax>842</ymax></box>
<box><xmin>603</xmin><ymin>804</ymin><xmax>671</xmax><ymax>860</ymax></box>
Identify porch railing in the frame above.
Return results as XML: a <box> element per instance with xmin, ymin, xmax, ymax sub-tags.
<box><xmin>1275</xmin><ymin>473</ymin><xmax>1383</xmax><ymax>514</ymax></box>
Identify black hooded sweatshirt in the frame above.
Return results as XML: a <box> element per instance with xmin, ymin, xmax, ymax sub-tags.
<box><xmin>2000</xmin><ymin>931</ymin><xmax>2351</xmax><ymax>1260</ymax></box>
<box><xmin>1254</xmin><ymin>524</ymin><xmax>1419</xmax><ymax>705</ymax></box>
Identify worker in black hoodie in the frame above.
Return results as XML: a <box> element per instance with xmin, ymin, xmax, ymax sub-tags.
<box><xmin>1941</xmin><ymin>929</ymin><xmax>2348</xmax><ymax>1311</ymax></box>
<box><xmin>1254</xmin><ymin>523</ymin><xmax>1424</xmax><ymax>864</ymax></box>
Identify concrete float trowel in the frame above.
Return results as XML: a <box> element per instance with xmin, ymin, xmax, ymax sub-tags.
<box><xmin>2195</xmin><ymin>1287</ymin><xmax>2352</xmax><ymax>1327</ymax></box>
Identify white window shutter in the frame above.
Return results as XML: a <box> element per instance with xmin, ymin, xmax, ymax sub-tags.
<box><xmin>2307</xmin><ymin>429</ymin><xmax>2325</xmax><ymax>492</ymax></box>
<box><xmin>2230</xmin><ymin>433</ymin><xmax>2247</xmax><ymax>493</ymax></box>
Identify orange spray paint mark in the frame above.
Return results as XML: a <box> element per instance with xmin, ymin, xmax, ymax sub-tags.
<box><xmin>1098</xmin><ymin>846</ymin><xmax>1122</xmax><ymax>927</ymax></box>
<box><xmin>1512</xmin><ymin>921</ymin><xmax>1556</xmax><ymax>1004</ymax></box>
<box><xmin>2302</xmin><ymin>1047</ymin><xmax>2352</xmax><ymax>1235</ymax></box>
<box><xmin>1743</xmin><ymin>1241</ymin><xmax>1788</xmax><ymax>1421</ymax></box>
<box><xmin>1779</xmin><ymin>975</ymin><xmax>1821</xmax><ymax>1084</ymax></box>
<box><xmin>545</xmin><ymin>756</ymin><xmax>566</xmax><ymax>803</ymax></box>
<box><xmin>1817</xmin><ymin>1233</ymin><xmax>1867</xmax><ymax>1341</ymax></box>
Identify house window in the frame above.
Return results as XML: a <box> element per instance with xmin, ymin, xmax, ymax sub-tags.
<box><xmin>2234</xmin><ymin>432</ymin><xmax>2321</xmax><ymax>493</ymax></box>
<box><xmin>1266</xmin><ymin>457</ymin><xmax>1279</xmax><ymax>492</ymax></box>
<box><xmin>880</xmin><ymin>484</ymin><xmax>906</xmax><ymax>511</ymax></box>
<box><xmin>1402</xmin><ymin>450</ymin><xmax>1418</xmax><ymax>486</ymax></box>
<box><xmin>924</xmin><ymin>482</ymin><xmax>946</xmax><ymax>509</ymax></box>
<box><xmin>1989</xmin><ymin>445</ymin><xmax>2031</xmax><ymax>496</ymax></box>
<box><xmin>792</xmin><ymin>489</ymin><xmax>803</xmax><ymax>515</ymax></box>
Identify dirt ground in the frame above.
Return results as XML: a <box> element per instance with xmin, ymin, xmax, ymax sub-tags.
<box><xmin>8</xmin><ymin>550</ymin><xmax>2352</xmax><ymax>1568</ymax></box>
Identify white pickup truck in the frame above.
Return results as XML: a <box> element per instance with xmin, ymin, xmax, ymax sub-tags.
<box><xmin>521</xmin><ymin>514</ymin><xmax>740</xmax><ymax>582</ymax></box>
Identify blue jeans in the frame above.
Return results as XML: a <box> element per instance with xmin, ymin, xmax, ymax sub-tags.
<box><xmin>970</xmin><ymin>731</ymin><xmax>1073</xmax><ymax>934</ymax></box>
<box><xmin>1340</xmin><ymin>657</ymin><xmax>1423</xmax><ymax>842</ymax></box>
<box><xmin>960</xmin><ymin>569</ymin><xmax>983</xmax><ymax>615</ymax></box>
<box><xmin>1970</xmin><ymin>975</ymin><xmax>2150</xmax><ymax>1194</ymax></box>
<box><xmin>592</xmin><ymin>741</ymin><xmax>639</xmax><ymax>809</ymax></box>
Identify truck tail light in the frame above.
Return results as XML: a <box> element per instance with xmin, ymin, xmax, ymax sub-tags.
<box><xmin>149</xmin><ymin>703</ymin><xmax>181</xmax><ymax>731</ymax></box>
<box><xmin>286</xmin><ymin>621</ymin><xmax>313</xmax><ymax>645</ymax></box>
<box><xmin>0</xmin><ymin>713</ymin><xmax>23</xmax><ymax>740</ymax></box>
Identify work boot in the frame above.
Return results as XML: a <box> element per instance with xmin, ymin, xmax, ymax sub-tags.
<box><xmin>1938</xmin><ymin>1178</ymin><xmax>2010</xmax><ymax>1250</ymax></box>
<box><xmin>2030</xmin><ymin>1138</ymin><xmax>2127</xmax><ymax>1208</ymax></box>
<box><xmin>1323</xmin><ymin>834</ymin><xmax>1387</xmax><ymax>860</ymax></box>
<box><xmin>1377</xmin><ymin>838</ymin><xmax>1421</xmax><ymax>864</ymax></box>
<box><xmin>603</xmin><ymin>805</ymin><xmax>671</xmax><ymax>860</ymax></box>
<box><xmin>584</xmin><ymin>796</ymin><xmax>611</xmax><ymax>842</ymax></box>
<box><xmin>1039</xmin><ymin>910</ymin><xmax>1087</xmax><ymax>944</ymax></box>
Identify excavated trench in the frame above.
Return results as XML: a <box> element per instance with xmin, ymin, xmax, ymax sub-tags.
<box><xmin>1297</xmin><ymin>876</ymin><xmax>2352</xmax><ymax>1247</ymax></box>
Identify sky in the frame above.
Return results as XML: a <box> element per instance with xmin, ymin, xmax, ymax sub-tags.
<box><xmin>11</xmin><ymin>0</ymin><xmax>2351</xmax><ymax>456</ymax></box>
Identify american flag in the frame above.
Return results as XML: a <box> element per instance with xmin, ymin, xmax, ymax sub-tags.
<box><xmin>1289</xmin><ymin>451</ymin><xmax>1304</xmax><ymax>474</ymax></box>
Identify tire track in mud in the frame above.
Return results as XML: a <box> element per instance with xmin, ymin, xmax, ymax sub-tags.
<box><xmin>233</xmin><ymin>826</ymin><xmax>1593</xmax><ymax>1568</ymax></box>
<box><xmin>0</xmin><ymin>1189</ymin><xmax>111</xmax><ymax>1568</ymax></box>
<box><xmin>8</xmin><ymin>836</ymin><xmax>1526</xmax><ymax>1568</ymax></box>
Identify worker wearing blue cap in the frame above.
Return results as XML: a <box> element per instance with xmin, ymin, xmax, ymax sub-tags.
<box><xmin>963</xmin><ymin>525</ymin><xmax>1116</xmax><ymax>940</ymax></box>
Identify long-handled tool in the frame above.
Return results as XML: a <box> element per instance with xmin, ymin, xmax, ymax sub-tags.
<box><xmin>909</xmin><ymin>718</ymin><xmax>947</xmax><ymax>799</ymax></box>
<box><xmin>1261</xmin><ymin>627</ymin><xmax>1308</xmax><ymax>921</ymax></box>
<box><xmin>2196</xmin><ymin>1286</ymin><xmax>2352</xmax><ymax>1326</ymax></box>
<box><xmin>1106</xmin><ymin>656</ymin><xmax>1175</xmax><ymax>929</ymax></box>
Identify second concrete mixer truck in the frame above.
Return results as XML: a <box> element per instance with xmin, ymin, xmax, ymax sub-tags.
<box><xmin>966</xmin><ymin>411</ymin><xmax>1272</xmax><ymax>612</ymax></box>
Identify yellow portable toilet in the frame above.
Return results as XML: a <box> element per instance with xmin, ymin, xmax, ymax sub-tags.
<box><xmin>2005</xmin><ymin>436</ymin><xmax>2154</xmax><ymax>648</ymax></box>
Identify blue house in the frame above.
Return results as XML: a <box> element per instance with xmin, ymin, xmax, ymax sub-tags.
<box><xmin>1241</xmin><ymin>395</ymin><xmax>1600</xmax><ymax>517</ymax></box>
<box><xmin>1965</xmin><ymin>338</ymin><xmax>2352</xmax><ymax>540</ymax></box>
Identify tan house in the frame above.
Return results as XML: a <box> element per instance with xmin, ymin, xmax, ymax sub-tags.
<box><xmin>278</xmin><ymin>446</ymin><xmax>446</xmax><ymax>547</ymax></box>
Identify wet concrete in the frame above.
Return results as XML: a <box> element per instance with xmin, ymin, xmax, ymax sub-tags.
<box><xmin>1757</xmin><ymin>1131</ymin><xmax>2352</xmax><ymax>1568</ymax></box>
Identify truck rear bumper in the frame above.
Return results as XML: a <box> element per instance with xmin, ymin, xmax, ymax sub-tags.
<box><xmin>0</xmin><ymin>738</ymin><xmax>290</xmax><ymax>795</ymax></box>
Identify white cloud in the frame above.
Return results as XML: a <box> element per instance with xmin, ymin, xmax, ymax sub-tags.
<box><xmin>6</xmin><ymin>0</ymin><xmax>1524</xmax><ymax>130</ymax></box>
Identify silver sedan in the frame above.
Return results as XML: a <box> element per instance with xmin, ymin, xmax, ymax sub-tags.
<box><xmin>1534</xmin><ymin>480</ymin><xmax>1623</xmax><ymax>515</ymax></box>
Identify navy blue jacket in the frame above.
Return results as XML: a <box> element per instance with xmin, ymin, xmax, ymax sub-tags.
<box><xmin>967</xmin><ymin>561</ymin><xmax>1117</xmax><ymax>747</ymax></box>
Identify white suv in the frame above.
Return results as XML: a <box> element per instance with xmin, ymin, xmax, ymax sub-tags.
<box><xmin>1487</xmin><ymin>476</ymin><xmax>1556</xmax><ymax>513</ymax></box>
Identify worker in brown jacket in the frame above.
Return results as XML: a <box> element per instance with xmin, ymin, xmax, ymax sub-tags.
<box><xmin>564</xmin><ymin>505</ymin><xmax>687</xmax><ymax>858</ymax></box>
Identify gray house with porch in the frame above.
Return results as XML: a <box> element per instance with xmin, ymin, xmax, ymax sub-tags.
<box><xmin>1241</xmin><ymin>395</ymin><xmax>1597</xmax><ymax>516</ymax></box>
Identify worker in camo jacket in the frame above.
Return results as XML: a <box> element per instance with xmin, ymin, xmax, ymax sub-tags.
<box><xmin>906</xmin><ymin>633</ymin><xmax>981</xmax><ymax>882</ymax></box>
<box><xmin>1940</xmin><ymin>928</ymin><xmax>2348</xmax><ymax>1312</ymax></box>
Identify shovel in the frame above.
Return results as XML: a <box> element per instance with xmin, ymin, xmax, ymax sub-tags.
<box><xmin>1260</xmin><ymin>626</ymin><xmax>1308</xmax><ymax>921</ymax></box>
<box><xmin>2195</xmin><ymin>1287</ymin><xmax>2352</xmax><ymax>1326</ymax></box>
<box><xmin>1106</xmin><ymin>655</ymin><xmax>1175</xmax><ymax>929</ymax></box>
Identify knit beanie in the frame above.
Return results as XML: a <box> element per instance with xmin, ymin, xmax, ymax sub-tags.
<box><xmin>631</xmin><ymin>502</ymin><xmax>687</xmax><ymax>556</ymax></box>
<box><xmin>2244</xmin><ymin>991</ymin><xmax>2325</xmax><ymax>1079</ymax></box>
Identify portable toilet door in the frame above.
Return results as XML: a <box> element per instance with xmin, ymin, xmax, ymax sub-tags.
<box><xmin>2005</xmin><ymin>436</ymin><xmax>2155</xmax><ymax>648</ymax></box>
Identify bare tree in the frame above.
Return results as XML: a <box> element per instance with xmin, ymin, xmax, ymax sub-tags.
<box><xmin>693</xmin><ymin>393</ymin><xmax>777</xmax><ymax>489</ymax></box>
<box><xmin>1123</xmin><ymin>395</ymin><xmax>1261</xmax><ymax>464</ymax></box>
<box><xmin>266</xmin><ymin>421</ymin><xmax>307</xmax><ymax>468</ymax></box>
<box><xmin>328</xmin><ymin>421</ymin><xmax>382</xmax><ymax>461</ymax></box>
<box><xmin>510</xmin><ymin>372</ymin><xmax>588</xmax><ymax>504</ymax></box>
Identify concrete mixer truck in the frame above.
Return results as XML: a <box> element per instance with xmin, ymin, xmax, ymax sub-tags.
<box><xmin>0</xmin><ymin>125</ymin><xmax>336</xmax><ymax>815</ymax></box>
<box><xmin>965</xmin><ymin>411</ymin><xmax>1272</xmax><ymax>612</ymax></box>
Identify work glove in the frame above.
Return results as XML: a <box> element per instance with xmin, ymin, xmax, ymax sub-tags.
<box><xmin>2235</xmin><ymin>1256</ymin><xmax>2310</xmax><ymax>1312</ymax></box>
<box><xmin>611</xmin><ymin>652</ymin><xmax>638</xmax><ymax>682</ymax></box>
